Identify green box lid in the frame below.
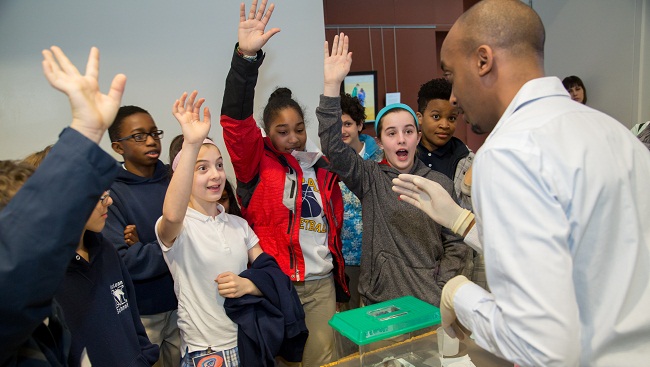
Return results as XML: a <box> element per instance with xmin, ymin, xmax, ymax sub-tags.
<box><xmin>328</xmin><ymin>296</ymin><xmax>441</xmax><ymax>346</ymax></box>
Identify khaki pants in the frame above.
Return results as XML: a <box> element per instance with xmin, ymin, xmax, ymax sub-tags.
<box><xmin>141</xmin><ymin>309</ymin><xmax>181</xmax><ymax>367</ymax></box>
<box><xmin>335</xmin><ymin>266</ymin><xmax>361</xmax><ymax>359</ymax></box>
<box><xmin>277</xmin><ymin>276</ymin><xmax>336</xmax><ymax>367</ymax></box>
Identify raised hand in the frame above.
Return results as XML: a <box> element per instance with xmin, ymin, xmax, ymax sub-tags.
<box><xmin>172</xmin><ymin>91</ymin><xmax>211</xmax><ymax>145</ymax></box>
<box><xmin>215</xmin><ymin>271</ymin><xmax>260</xmax><ymax>298</ymax></box>
<box><xmin>323</xmin><ymin>33</ymin><xmax>352</xmax><ymax>97</ymax></box>
<box><xmin>42</xmin><ymin>46</ymin><xmax>127</xmax><ymax>143</ymax></box>
<box><xmin>238</xmin><ymin>0</ymin><xmax>281</xmax><ymax>56</ymax></box>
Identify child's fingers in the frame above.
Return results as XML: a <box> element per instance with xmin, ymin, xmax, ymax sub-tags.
<box><xmin>261</xmin><ymin>2</ymin><xmax>274</xmax><ymax>25</ymax></box>
<box><xmin>186</xmin><ymin>90</ymin><xmax>198</xmax><ymax>108</ymax></box>
<box><xmin>194</xmin><ymin>98</ymin><xmax>206</xmax><ymax>112</ymax></box>
<box><xmin>256</xmin><ymin>0</ymin><xmax>267</xmax><ymax>20</ymax></box>
<box><xmin>248</xmin><ymin>0</ymin><xmax>258</xmax><ymax>19</ymax></box>
<box><xmin>240</xmin><ymin>2</ymin><xmax>246</xmax><ymax>22</ymax></box>
<box><xmin>84</xmin><ymin>47</ymin><xmax>99</xmax><ymax>81</ymax></box>
<box><xmin>337</xmin><ymin>32</ymin><xmax>345</xmax><ymax>55</ymax></box>
<box><xmin>50</xmin><ymin>46</ymin><xmax>79</xmax><ymax>76</ymax></box>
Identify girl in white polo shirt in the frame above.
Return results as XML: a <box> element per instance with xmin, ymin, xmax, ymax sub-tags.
<box><xmin>155</xmin><ymin>91</ymin><xmax>263</xmax><ymax>367</ymax></box>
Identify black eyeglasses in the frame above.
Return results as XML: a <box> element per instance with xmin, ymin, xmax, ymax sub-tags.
<box><xmin>116</xmin><ymin>130</ymin><xmax>164</xmax><ymax>143</ymax></box>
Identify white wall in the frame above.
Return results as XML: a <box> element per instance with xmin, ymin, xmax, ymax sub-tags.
<box><xmin>535</xmin><ymin>0</ymin><xmax>650</xmax><ymax>127</ymax></box>
<box><xmin>0</xmin><ymin>0</ymin><xmax>325</xmax><ymax>181</ymax></box>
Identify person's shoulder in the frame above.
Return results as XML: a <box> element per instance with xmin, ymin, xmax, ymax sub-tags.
<box><xmin>416</xmin><ymin>160</ymin><xmax>454</xmax><ymax>187</ymax></box>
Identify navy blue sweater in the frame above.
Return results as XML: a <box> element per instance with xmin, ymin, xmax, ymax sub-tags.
<box><xmin>224</xmin><ymin>253</ymin><xmax>308</xmax><ymax>367</ymax></box>
<box><xmin>102</xmin><ymin>160</ymin><xmax>177</xmax><ymax>315</ymax></box>
<box><xmin>0</xmin><ymin>128</ymin><xmax>119</xmax><ymax>366</ymax></box>
<box><xmin>55</xmin><ymin>231</ymin><xmax>159</xmax><ymax>366</ymax></box>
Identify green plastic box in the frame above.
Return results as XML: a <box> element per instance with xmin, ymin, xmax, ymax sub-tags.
<box><xmin>329</xmin><ymin>295</ymin><xmax>441</xmax><ymax>346</ymax></box>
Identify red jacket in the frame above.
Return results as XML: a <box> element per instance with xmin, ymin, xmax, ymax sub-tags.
<box><xmin>220</xmin><ymin>47</ymin><xmax>349</xmax><ymax>300</ymax></box>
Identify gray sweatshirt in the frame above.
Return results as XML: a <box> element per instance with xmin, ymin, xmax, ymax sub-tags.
<box><xmin>317</xmin><ymin>95</ymin><xmax>470</xmax><ymax>306</ymax></box>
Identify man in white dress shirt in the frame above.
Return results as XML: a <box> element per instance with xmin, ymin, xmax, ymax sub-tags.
<box><xmin>392</xmin><ymin>0</ymin><xmax>650</xmax><ymax>366</ymax></box>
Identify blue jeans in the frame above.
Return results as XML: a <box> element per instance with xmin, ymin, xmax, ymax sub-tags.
<box><xmin>180</xmin><ymin>346</ymin><xmax>240</xmax><ymax>367</ymax></box>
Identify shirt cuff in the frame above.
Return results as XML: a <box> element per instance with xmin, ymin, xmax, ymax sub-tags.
<box><xmin>464</xmin><ymin>224</ymin><xmax>483</xmax><ymax>254</ymax></box>
<box><xmin>454</xmin><ymin>280</ymin><xmax>494</xmax><ymax>329</ymax></box>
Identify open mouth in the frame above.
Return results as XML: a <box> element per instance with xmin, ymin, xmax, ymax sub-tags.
<box><xmin>145</xmin><ymin>150</ymin><xmax>160</xmax><ymax>158</ymax></box>
<box><xmin>207</xmin><ymin>184</ymin><xmax>221</xmax><ymax>192</ymax></box>
<box><xmin>396</xmin><ymin>149</ymin><xmax>409</xmax><ymax>160</ymax></box>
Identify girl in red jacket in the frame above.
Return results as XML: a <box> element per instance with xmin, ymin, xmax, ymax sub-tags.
<box><xmin>219</xmin><ymin>1</ymin><xmax>348</xmax><ymax>366</ymax></box>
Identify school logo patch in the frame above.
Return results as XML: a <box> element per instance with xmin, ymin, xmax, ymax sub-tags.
<box><xmin>110</xmin><ymin>281</ymin><xmax>129</xmax><ymax>314</ymax></box>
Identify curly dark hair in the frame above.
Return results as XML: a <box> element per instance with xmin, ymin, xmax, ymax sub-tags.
<box><xmin>108</xmin><ymin>105</ymin><xmax>151</xmax><ymax>142</ymax></box>
<box><xmin>262</xmin><ymin>87</ymin><xmax>305</xmax><ymax>133</ymax></box>
<box><xmin>340</xmin><ymin>93</ymin><xmax>366</xmax><ymax>126</ymax></box>
<box><xmin>0</xmin><ymin>160</ymin><xmax>35</xmax><ymax>211</ymax></box>
<box><xmin>417</xmin><ymin>78</ymin><xmax>452</xmax><ymax>113</ymax></box>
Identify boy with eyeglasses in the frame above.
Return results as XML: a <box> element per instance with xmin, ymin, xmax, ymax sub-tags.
<box><xmin>105</xmin><ymin>106</ymin><xmax>181</xmax><ymax>367</ymax></box>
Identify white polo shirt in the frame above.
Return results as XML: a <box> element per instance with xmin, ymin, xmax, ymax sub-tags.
<box><xmin>156</xmin><ymin>206</ymin><xmax>258</xmax><ymax>353</ymax></box>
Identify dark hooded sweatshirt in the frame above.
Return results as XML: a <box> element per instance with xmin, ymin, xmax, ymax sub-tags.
<box><xmin>102</xmin><ymin>160</ymin><xmax>177</xmax><ymax>315</ymax></box>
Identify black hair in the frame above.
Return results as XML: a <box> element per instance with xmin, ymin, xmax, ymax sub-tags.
<box><xmin>340</xmin><ymin>93</ymin><xmax>366</xmax><ymax>126</ymax></box>
<box><xmin>562</xmin><ymin>75</ymin><xmax>587</xmax><ymax>104</ymax></box>
<box><xmin>417</xmin><ymin>78</ymin><xmax>452</xmax><ymax>113</ymax></box>
<box><xmin>222</xmin><ymin>179</ymin><xmax>242</xmax><ymax>217</ymax></box>
<box><xmin>262</xmin><ymin>87</ymin><xmax>305</xmax><ymax>133</ymax></box>
<box><xmin>108</xmin><ymin>105</ymin><xmax>151</xmax><ymax>142</ymax></box>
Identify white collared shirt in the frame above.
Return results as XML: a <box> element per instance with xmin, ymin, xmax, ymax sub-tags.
<box><xmin>455</xmin><ymin>77</ymin><xmax>650</xmax><ymax>366</ymax></box>
<box><xmin>156</xmin><ymin>206</ymin><xmax>259</xmax><ymax>353</ymax></box>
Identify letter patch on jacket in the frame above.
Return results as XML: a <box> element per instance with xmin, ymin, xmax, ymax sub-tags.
<box><xmin>110</xmin><ymin>281</ymin><xmax>130</xmax><ymax>314</ymax></box>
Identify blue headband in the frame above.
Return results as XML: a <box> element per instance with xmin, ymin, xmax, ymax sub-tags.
<box><xmin>374</xmin><ymin>103</ymin><xmax>419</xmax><ymax>134</ymax></box>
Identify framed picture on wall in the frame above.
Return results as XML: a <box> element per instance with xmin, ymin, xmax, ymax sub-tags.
<box><xmin>341</xmin><ymin>71</ymin><xmax>378</xmax><ymax>123</ymax></box>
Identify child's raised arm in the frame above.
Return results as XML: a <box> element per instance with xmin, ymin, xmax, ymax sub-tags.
<box><xmin>42</xmin><ymin>46</ymin><xmax>126</xmax><ymax>143</ymax></box>
<box><xmin>237</xmin><ymin>0</ymin><xmax>281</xmax><ymax>57</ymax></box>
<box><xmin>157</xmin><ymin>91</ymin><xmax>211</xmax><ymax>247</ymax></box>
<box><xmin>323</xmin><ymin>33</ymin><xmax>352</xmax><ymax>97</ymax></box>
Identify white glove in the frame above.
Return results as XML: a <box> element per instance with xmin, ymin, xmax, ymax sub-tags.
<box><xmin>440</xmin><ymin>275</ymin><xmax>472</xmax><ymax>340</ymax></box>
<box><xmin>392</xmin><ymin>174</ymin><xmax>474</xmax><ymax>235</ymax></box>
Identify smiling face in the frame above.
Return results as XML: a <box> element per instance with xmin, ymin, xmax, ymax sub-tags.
<box><xmin>267</xmin><ymin>107</ymin><xmax>307</xmax><ymax>153</ymax></box>
<box><xmin>377</xmin><ymin>110</ymin><xmax>421</xmax><ymax>173</ymax></box>
<box><xmin>111</xmin><ymin>112</ymin><xmax>162</xmax><ymax>175</ymax></box>
<box><xmin>419</xmin><ymin>99</ymin><xmax>459</xmax><ymax>150</ymax></box>
<box><xmin>190</xmin><ymin>144</ymin><xmax>227</xmax><ymax>214</ymax></box>
<box><xmin>341</xmin><ymin>113</ymin><xmax>363</xmax><ymax>147</ymax></box>
<box><xmin>85</xmin><ymin>192</ymin><xmax>112</xmax><ymax>233</ymax></box>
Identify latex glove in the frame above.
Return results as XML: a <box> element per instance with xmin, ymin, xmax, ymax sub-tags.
<box><xmin>392</xmin><ymin>174</ymin><xmax>473</xmax><ymax>234</ymax></box>
<box><xmin>440</xmin><ymin>275</ymin><xmax>472</xmax><ymax>340</ymax></box>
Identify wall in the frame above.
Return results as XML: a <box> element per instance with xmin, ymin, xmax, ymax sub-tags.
<box><xmin>0</xmin><ymin>0</ymin><xmax>326</xmax><ymax>181</ymax></box>
<box><xmin>535</xmin><ymin>0</ymin><xmax>650</xmax><ymax>127</ymax></box>
<box><xmin>324</xmin><ymin>0</ymin><xmax>650</xmax><ymax>153</ymax></box>
<box><xmin>323</xmin><ymin>0</ymin><xmax>486</xmax><ymax>150</ymax></box>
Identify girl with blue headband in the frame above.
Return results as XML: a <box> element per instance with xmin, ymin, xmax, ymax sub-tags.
<box><xmin>317</xmin><ymin>33</ymin><xmax>471</xmax><ymax>307</ymax></box>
